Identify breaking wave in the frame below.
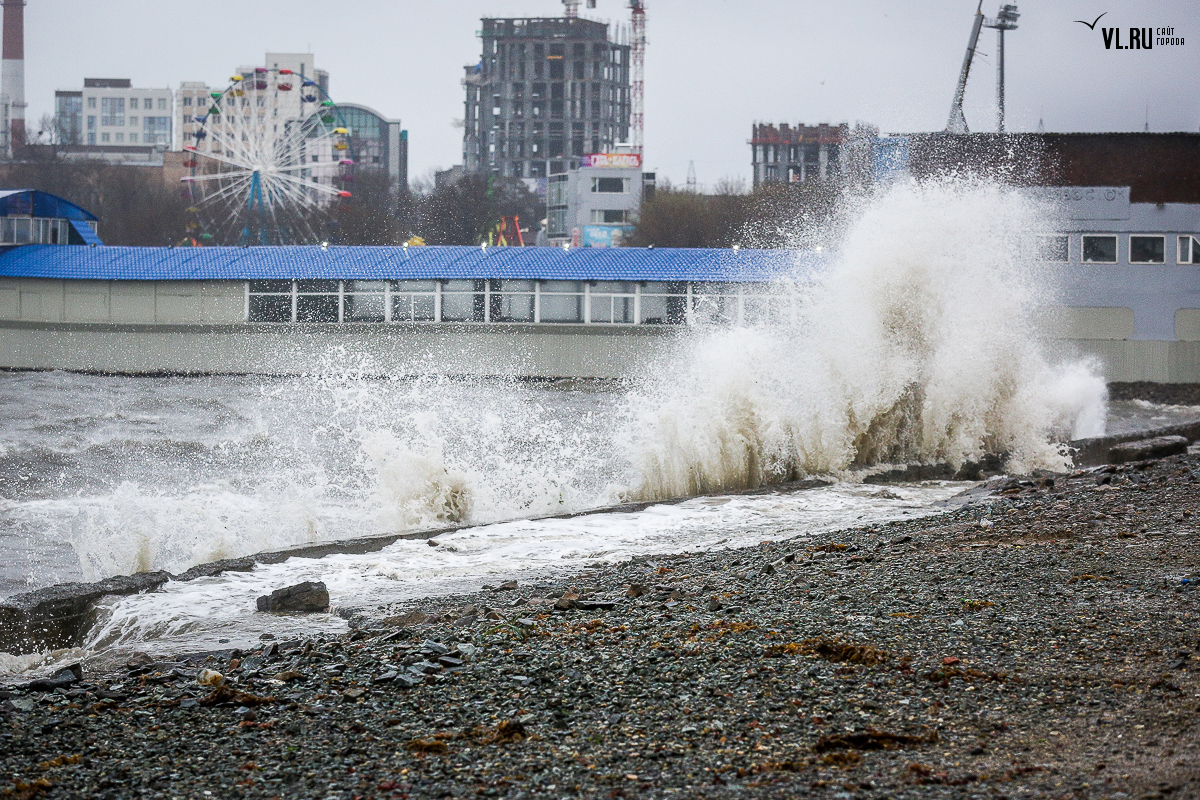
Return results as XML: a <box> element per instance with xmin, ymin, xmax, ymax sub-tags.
<box><xmin>625</xmin><ymin>179</ymin><xmax>1107</xmax><ymax>499</ymax></box>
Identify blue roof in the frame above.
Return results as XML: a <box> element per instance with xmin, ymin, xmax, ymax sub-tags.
<box><xmin>0</xmin><ymin>190</ymin><xmax>99</xmax><ymax>221</ymax></box>
<box><xmin>0</xmin><ymin>244</ymin><xmax>826</xmax><ymax>282</ymax></box>
<box><xmin>68</xmin><ymin>219</ymin><xmax>104</xmax><ymax>246</ymax></box>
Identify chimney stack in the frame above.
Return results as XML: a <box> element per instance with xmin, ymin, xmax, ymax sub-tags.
<box><xmin>2</xmin><ymin>0</ymin><xmax>25</xmax><ymax>153</ymax></box>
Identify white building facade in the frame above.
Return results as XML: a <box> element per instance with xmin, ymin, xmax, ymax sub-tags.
<box><xmin>76</xmin><ymin>79</ymin><xmax>173</xmax><ymax>148</ymax></box>
<box><xmin>546</xmin><ymin>152</ymin><xmax>644</xmax><ymax>247</ymax></box>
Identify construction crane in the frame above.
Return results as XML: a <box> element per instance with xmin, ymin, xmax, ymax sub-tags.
<box><xmin>560</xmin><ymin>0</ymin><xmax>645</xmax><ymax>155</ymax></box>
<box><xmin>946</xmin><ymin>2</ymin><xmax>1019</xmax><ymax>134</ymax></box>
<box><xmin>629</xmin><ymin>0</ymin><xmax>645</xmax><ymax>154</ymax></box>
<box><xmin>946</xmin><ymin>1</ymin><xmax>985</xmax><ymax>133</ymax></box>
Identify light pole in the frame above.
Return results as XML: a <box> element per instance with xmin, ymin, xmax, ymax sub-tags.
<box><xmin>984</xmin><ymin>4</ymin><xmax>1020</xmax><ymax>133</ymax></box>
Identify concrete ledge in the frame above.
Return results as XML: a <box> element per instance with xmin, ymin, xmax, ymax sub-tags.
<box><xmin>1070</xmin><ymin>420</ymin><xmax>1200</xmax><ymax>467</ymax></box>
<box><xmin>0</xmin><ymin>572</ymin><xmax>171</xmax><ymax>655</ymax></box>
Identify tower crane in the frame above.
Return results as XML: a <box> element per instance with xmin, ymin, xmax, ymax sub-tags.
<box><xmin>559</xmin><ymin>0</ymin><xmax>645</xmax><ymax>155</ymax></box>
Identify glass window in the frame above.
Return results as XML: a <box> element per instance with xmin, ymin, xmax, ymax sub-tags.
<box><xmin>638</xmin><ymin>294</ymin><xmax>685</xmax><ymax>324</ymax></box>
<box><xmin>691</xmin><ymin>286</ymin><xmax>737</xmax><ymax>324</ymax></box>
<box><xmin>129</xmin><ymin>134</ymin><xmax>137</xmax><ymax>143</ymax></box>
<box><xmin>743</xmin><ymin>296</ymin><xmax>790</xmax><ymax>326</ymax></box>
<box><xmin>591</xmin><ymin>177</ymin><xmax>629</xmax><ymax>193</ymax></box>
<box><xmin>100</xmin><ymin>97</ymin><xmax>125</xmax><ymax>126</ymax></box>
<box><xmin>345</xmin><ymin>280</ymin><xmax>385</xmax><ymax>322</ymax></box>
<box><xmin>158</xmin><ymin>98</ymin><xmax>168</xmax><ymax>110</ymax></box>
<box><xmin>489</xmin><ymin>280</ymin><xmax>534</xmax><ymax>322</ymax></box>
<box><xmin>129</xmin><ymin>98</ymin><xmax>139</xmax><ymax>110</ymax></box>
<box><xmin>1129</xmin><ymin>235</ymin><xmax>1165</xmax><ymax>264</ymax></box>
<box><xmin>540</xmin><ymin>281</ymin><xmax>583</xmax><ymax>323</ymax></box>
<box><xmin>129</xmin><ymin>116</ymin><xmax>138</xmax><ymax>127</ymax></box>
<box><xmin>297</xmin><ymin>279</ymin><xmax>339</xmax><ymax>293</ymax></box>
<box><xmin>297</xmin><ymin>294</ymin><xmax>339</xmax><ymax>322</ymax></box>
<box><xmin>1179</xmin><ymin>236</ymin><xmax>1200</xmax><ymax>265</ymax></box>
<box><xmin>100</xmin><ymin>133</ymin><xmax>110</xmax><ymax>143</ymax></box>
<box><xmin>87</xmin><ymin>97</ymin><xmax>96</xmax><ymax>109</ymax></box>
<box><xmin>589</xmin><ymin>293</ymin><xmax>634</xmax><ymax>324</ymax></box>
<box><xmin>590</xmin><ymin>209</ymin><xmax>630</xmax><ymax>224</ymax></box>
<box><xmin>114</xmin><ymin>133</ymin><xmax>124</xmax><ymax>143</ymax></box>
<box><xmin>183</xmin><ymin>97</ymin><xmax>192</xmax><ymax>106</ymax></box>
<box><xmin>592</xmin><ymin>281</ymin><xmax>635</xmax><ymax>294</ymax></box>
<box><xmin>1036</xmin><ymin>235</ymin><xmax>1069</xmax><ymax>262</ymax></box>
<box><xmin>249</xmin><ymin>295</ymin><xmax>292</xmax><ymax>322</ymax></box>
<box><xmin>390</xmin><ymin>280</ymin><xmax>437</xmax><ymax>322</ymax></box>
<box><xmin>440</xmin><ymin>280</ymin><xmax>484</xmax><ymax>322</ymax></box>
<box><xmin>1082</xmin><ymin>235</ymin><xmax>1118</xmax><ymax>264</ymax></box>
<box><xmin>249</xmin><ymin>280</ymin><xmax>293</xmax><ymax>293</ymax></box>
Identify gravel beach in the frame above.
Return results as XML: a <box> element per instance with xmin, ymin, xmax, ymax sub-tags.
<box><xmin>2</xmin><ymin>452</ymin><xmax>1199</xmax><ymax>800</ymax></box>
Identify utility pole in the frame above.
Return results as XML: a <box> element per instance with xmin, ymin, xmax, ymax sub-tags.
<box><xmin>983</xmin><ymin>4</ymin><xmax>1019</xmax><ymax>133</ymax></box>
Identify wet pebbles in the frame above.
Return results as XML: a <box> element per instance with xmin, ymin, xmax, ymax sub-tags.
<box><xmin>3</xmin><ymin>454</ymin><xmax>1199</xmax><ymax>799</ymax></box>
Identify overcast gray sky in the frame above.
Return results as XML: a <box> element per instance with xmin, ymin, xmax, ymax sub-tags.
<box><xmin>25</xmin><ymin>0</ymin><xmax>1200</xmax><ymax>189</ymax></box>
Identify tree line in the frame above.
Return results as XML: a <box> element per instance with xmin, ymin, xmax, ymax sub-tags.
<box><xmin>0</xmin><ymin>154</ymin><xmax>852</xmax><ymax>248</ymax></box>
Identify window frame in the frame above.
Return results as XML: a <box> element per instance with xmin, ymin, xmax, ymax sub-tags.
<box><xmin>1129</xmin><ymin>234</ymin><xmax>1166</xmax><ymax>265</ymax></box>
<box><xmin>1081</xmin><ymin>234</ymin><xmax>1119</xmax><ymax>264</ymax></box>
<box><xmin>1177</xmin><ymin>235</ymin><xmax>1200</xmax><ymax>265</ymax></box>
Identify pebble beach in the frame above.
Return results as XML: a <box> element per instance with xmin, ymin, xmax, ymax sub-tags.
<box><xmin>3</xmin><ymin>451</ymin><xmax>1199</xmax><ymax>800</ymax></box>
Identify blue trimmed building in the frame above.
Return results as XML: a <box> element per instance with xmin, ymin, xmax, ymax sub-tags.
<box><xmin>0</xmin><ymin>190</ymin><xmax>103</xmax><ymax>247</ymax></box>
<box><xmin>1</xmin><ymin>185</ymin><xmax>1198</xmax><ymax>380</ymax></box>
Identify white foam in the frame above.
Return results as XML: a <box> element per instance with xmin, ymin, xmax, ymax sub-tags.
<box><xmin>82</xmin><ymin>480</ymin><xmax>964</xmax><ymax>655</ymax></box>
<box><xmin>625</xmin><ymin>180</ymin><xmax>1107</xmax><ymax>499</ymax></box>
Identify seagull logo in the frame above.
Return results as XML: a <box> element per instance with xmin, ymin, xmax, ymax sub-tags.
<box><xmin>1074</xmin><ymin>12</ymin><xmax>1107</xmax><ymax>30</ymax></box>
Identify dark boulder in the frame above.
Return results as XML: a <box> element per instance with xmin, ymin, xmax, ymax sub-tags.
<box><xmin>256</xmin><ymin>581</ymin><xmax>330</xmax><ymax>613</ymax></box>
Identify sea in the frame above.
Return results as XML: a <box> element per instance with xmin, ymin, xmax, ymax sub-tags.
<box><xmin>1</xmin><ymin>180</ymin><xmax>1194</xmax><ymax>677</ymax></box>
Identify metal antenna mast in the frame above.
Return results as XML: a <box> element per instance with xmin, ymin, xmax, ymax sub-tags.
<box><xmin>946</xmin><ymin>0</ymin><xmax>985</xmax><ymax>133</ymax></box>
<box><xmin>630</xmin><ymin>0</ymin><xmax>646</xmax><ymax>154</ymax></box>
<box><xmin>983</xmin><ymin>4</ymin><xmax>1019</xmax><ymax>133</ymax></box>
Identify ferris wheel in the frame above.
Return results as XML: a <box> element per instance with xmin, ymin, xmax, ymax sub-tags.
<box><xmin>181</xmin><ymin>69</ymin><xmax>354</xmax><ymax>246</ymax></box>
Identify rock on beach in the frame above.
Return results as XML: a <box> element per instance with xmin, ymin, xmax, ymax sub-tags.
<box><xmin>255</xmin><ymin>581</ymin><xmax>330</xmax><ymax>613</ymax></box>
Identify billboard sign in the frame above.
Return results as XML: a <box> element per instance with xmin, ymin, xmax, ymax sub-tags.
<box><xmin>582</xmin><ymin>153</ymin><xmax>642</xmax><ymax>169</ymax></box>
<box><xmin>582</xmin><ymin>225</ymin><xmax>634</xmax><ymax>248</ymax></box>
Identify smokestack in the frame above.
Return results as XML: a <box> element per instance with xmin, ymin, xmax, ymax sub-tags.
<box><xmin>2</xmin><ymin>0</ymin><xmax>25</xmax><ymax>152</ymax></box>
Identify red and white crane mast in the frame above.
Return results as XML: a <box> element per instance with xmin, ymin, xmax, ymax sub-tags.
<box><xmin>561</xmin><ymin>0</ymin><xmax>645</xmax><ymax>155</ymax></box>
<box><xmin>629</xmin><ymin>0</ymin><xmax>645</xmax><ymax>154</ymax></box>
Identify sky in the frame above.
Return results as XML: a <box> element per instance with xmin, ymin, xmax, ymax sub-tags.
<box><xmin>24</xmin><ymin>0</ymin><xmax>1200</xmax><ymax>190</ymax></box>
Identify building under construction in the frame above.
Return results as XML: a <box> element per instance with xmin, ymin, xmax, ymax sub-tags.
<box><xmin>749</xmin><ymin>123</ymin><xmax>850</xmax><ymax>188</ymax></box>
<box><xmin>462</xmin><ymin>16</ymin><xmax>631</xmax><ymax>179</ymax></box>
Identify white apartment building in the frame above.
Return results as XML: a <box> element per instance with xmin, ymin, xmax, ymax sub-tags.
<box><xmin>75</xmin><ymin>79</ymin><xmax>173</xmax><ymax>148</ymax></box>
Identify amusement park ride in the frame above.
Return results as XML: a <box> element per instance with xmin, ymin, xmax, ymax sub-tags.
<box><xmin>180</xmin><ymin>0</ymin><xmax>647</xmax><ymax>247</ymax></box>
<box><xmin>180</xmin><ymin>68</ymin><xmax>354</xmax><ymax>246</ymax></box>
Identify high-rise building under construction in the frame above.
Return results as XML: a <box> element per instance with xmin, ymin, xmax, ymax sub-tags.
<box><xmin>462</xmin><ymin>16</ymin><xmax>631</xmax><ymax>180</ymax></box>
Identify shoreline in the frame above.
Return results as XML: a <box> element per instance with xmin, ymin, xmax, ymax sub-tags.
<box><xmin>2</xmin><ymin>449</ymin><xmax>1198</xmax><ymax>798</ymax></box>
<box><xmin>5</xmin><ymin>417</ymin><xmax>1198</xmax><ymax>658</ymax></box>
